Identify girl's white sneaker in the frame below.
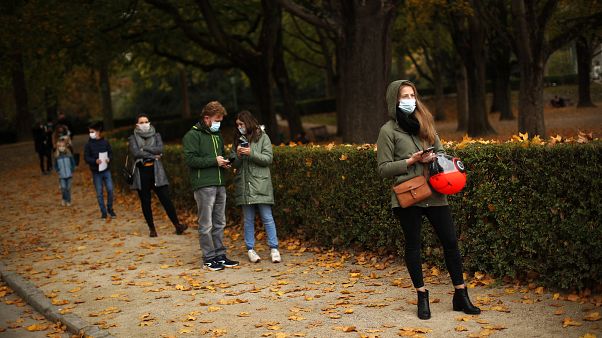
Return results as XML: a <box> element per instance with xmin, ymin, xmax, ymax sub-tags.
<box><xmin>248</xmin><ymin>249</ymin><xmax>261</xmax><ymax>263</ymax></box>
<box><xmin>270</xmin><ymin>248</ymin><xmax>281</xmax><ymax>263</ymax></box>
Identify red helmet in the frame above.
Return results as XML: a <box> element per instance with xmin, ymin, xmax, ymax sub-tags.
<box><xmin>428</xmin><ymin>154</ymin><xmax>466</xmax><ymax>195</ymax></box>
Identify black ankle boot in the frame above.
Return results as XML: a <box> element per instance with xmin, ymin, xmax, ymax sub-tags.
<box><xmin>453</xmin><ymin>288</ymin><xmax>481</xmax><ymax>314</ymax></box>
<box><xmin>149</xmin><ymin>225</ymin><xmax>158</xmax><ymax>237</ymax></box>
<box><xmin>417</xmin><ymin>290</ymin><xmax>431</xmax><ymax>320</ymax></box>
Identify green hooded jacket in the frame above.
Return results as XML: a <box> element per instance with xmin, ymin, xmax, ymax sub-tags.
<box><xmin>231</xmin><ymin>131</ymin><xmax>274</xmax><ymax>205</ymax></box>
<box><xmin>376</xmin><ymin>79</ymin><xmax>447</xmax><ymax>209</ymax></box>
<box><xmin>182</xmin><ymin>122</ymin><xmax>227</xmax><ymax>190</ymax></box>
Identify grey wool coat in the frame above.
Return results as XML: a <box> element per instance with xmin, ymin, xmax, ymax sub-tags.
<box><xmin>376</xmin><ymin>79</ymin><xmax>447</xmax><ymax>209</ymax></box>
<box><xmin>128</xmin><ymin>133</ymin><xmax>169</xmax><ymax>190</ymax></box>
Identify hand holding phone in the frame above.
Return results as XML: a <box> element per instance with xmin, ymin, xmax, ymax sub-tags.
<box><xmin>422</xmin><ymin>146</ymin><xmax>435</xmax><ymax>154</ymax></box>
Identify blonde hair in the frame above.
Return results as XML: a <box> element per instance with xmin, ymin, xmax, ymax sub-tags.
<box><xmin>54</xmin><ymin>140</ymin><xmax>71</xmax><ymax>157</ymax></box>
<box><xmin>201</xmin><ymin>101</ymin><xmax>227</xmax><ymax>117</ymax></box>
<box><xmin>399</xmin><ymin>83</ymin><xmax>436</xmax><ymax>145</ymax></box>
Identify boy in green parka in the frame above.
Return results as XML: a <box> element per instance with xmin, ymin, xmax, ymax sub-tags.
<box><xmin>182</xmin><ymin>101</ymin><xmax>239</xmax><ymax>271</ymax></box>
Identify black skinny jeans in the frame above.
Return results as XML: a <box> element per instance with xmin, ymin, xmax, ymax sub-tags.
<box><xmin>38</xmin><ymin>150</ymin><xmax>52</xmax><ymax>173</ymax></box>
<box><xmin>137</xmin><ymin>165</ymin><xmax>179</xmax><ymax>230</ymax></box>
<box><xmin>394</xmin><ymin>205</ymin><xmax>465</xmax><ymax>288</ymax></box>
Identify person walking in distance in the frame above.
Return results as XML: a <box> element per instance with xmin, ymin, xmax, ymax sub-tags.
<box><xmin>84</xmin><ymin>122</ymin><xmax>116</xmax><ymax>219</ymax></box>
<box><xmin>54</xmin><ymin>140</ymin><xmax>76</xmax><ymax>206</ymax></box>
<box><xmin>183</xmin><ymin>101</ymin><xmax>239</xmax><ymax>271</ymax></box>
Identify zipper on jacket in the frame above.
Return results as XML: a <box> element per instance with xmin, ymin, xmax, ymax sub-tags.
<box><xmin>211</xmin><ymin>135</ymin><xmax>222</xmax><ymax>184</ymax></box>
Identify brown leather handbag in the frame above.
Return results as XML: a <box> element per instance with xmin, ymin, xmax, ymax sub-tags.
<box><xmin>393</xmin><ymin>166</ymin><xmax>432</xmax><ymax>208</ymax></box>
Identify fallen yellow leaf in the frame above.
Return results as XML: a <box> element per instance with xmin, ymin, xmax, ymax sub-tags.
<box><xmin>562</xmin><ymin>317</ymin><xmax>582</xmax><ymax>328</ymax></box>
<box><xmin>584</xmin><ymin>312</ymin><xmax>601</xmax><ymax>321</ymax></box>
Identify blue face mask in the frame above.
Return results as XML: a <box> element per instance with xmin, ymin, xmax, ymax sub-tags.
<box><xmin>398</xmin><ymin>99</ymin><xmax>416</xmax><ymax>115</ymax></box>
<box><xmin>210</xmin><ymin>121</ymin><xmax>221</xmax><ymax>132</ymax></box>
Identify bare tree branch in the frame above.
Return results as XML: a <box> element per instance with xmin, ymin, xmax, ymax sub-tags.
<box><xmin>277</xmin><ymin>0</ymin><xmax>337</xmax><ymax>33</ymax></box>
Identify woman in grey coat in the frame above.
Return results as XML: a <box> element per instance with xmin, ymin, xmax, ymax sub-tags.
<box><xmin>128</xmin><ymin>114</ymin><xmax>187</xmax><ymax>237</ymax></box>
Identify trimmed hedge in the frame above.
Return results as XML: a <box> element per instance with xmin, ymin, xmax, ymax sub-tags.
<box><xmin>110</xmin><ymin>141</ymin><xmax>601</xmax><ymax>290</ymax></box>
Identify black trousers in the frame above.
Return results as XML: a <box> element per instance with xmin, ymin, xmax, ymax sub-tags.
<box><xmin>38</xmin><ymin>150</ymin><xmax>52</xmax><ymax>173</ymax></box>
<box><xmin>137</xmin><ymin>165</ymin><xmax>179</xmax><ymax>230</ymax></box>
<box><xmin>394</xmin><ymin>205</ymin><xmax>465</xmax><ymax>288</ymax></box>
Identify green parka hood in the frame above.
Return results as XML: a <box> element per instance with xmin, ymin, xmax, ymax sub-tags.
<box><xmin>385</xmin><ymin>80</ymin><xmax>414</xmax><ymax>120</ymax></box>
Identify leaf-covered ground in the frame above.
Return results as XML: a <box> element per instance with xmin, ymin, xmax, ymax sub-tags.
<box><xmin>0</xmin><ymin>139</ymin><xmax>600</xmax><ymax>338</ymax></box>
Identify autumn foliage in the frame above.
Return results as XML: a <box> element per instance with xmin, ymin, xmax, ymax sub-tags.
<box><xmin>110</xmin><ymin>134</ymin><xmax>601</xmax><ymax>291</ymax></box>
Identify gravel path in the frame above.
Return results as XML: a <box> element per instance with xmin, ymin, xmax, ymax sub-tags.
<box><xmin>0</xmin><ymin>139</ymin><xmax>600</xmax><ymax>338</ymax></box>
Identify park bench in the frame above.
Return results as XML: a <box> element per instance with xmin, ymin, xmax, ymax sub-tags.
<box><xmin>309</xmin><ymin>125</ymin><xmax>331</xmax><ymax>142</ymax></box>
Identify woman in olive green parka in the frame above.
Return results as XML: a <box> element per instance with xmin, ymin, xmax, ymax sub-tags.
<box><xmin>231</xmin><ymin>111</ymin><xmax>281</xmax><ymax>264</ymax></box>
<box><xmin>377</xmin><ymin>80</ymin><xmax>480</xmax><ymax>320</ymax></box>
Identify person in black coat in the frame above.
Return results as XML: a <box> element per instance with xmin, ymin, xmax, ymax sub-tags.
<box><xmin>32</xmin><ymin>120</ymin><xmax>53</xmax><ymax>174</ymax></box>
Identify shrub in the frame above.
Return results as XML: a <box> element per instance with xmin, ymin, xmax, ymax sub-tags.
<box><xmin>110</xmin><ymin>140</ymin><xmax>601</xmax><ymax>290</ymax></box>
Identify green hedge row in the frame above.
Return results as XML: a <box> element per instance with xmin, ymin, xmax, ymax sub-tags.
<box><xmin>110</xmin><ymin>141</ymin><xmax>602</xmax><ymax>290</ymax></box>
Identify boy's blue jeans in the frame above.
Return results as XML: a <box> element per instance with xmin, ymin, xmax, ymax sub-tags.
<box><xmin>92</xmin><ymin>170</ymin><xmax>113</xmax><ymax>215</ymax></box>
<box><xmin>242</xmin><ymin>204</ymin><xmax>279</xmax><ymax>250</ymax></box>
<box><xmin>59</xmin><ymin>177</ymin><xmax>72</xmax><ymax>203</ymax></box>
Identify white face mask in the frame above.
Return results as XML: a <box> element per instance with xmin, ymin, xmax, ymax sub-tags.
<box><xmin>89</xmin><ymin>132</ymin><xmax>97</xmax><ymax>139</ymax></box>
<box><xmin>210</xmin><ymin>121</ymin><xmax>221</xmax><ymax>132</ymax></box>
<box><xmin>238</xmin><ymin>127</ymin><xmax>246</xmax><ymax>135</ymax></box>
<box><xmin>398</xmin><ymin>99</ymin><xmax>416</xmax><ymax>115</ymax></box>
<box><xmin>138</xmin><ymin>123</ymin><xmax>151</xmax><ymax>132</ymax></box>
<box><xmin>58</xmin><ymin>146</ymin><xmax>66</xmax><ymax>152</ymax></box>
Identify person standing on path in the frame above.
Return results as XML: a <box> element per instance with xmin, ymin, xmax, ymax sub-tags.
<box><xmin>183</xmin><ymin>101</ymin><xmax>239</xmax><ymax>271</ymax></box>
<box><xmin>376</xmin><ymin>80</ymin><xmax>480</xmax><ymax>320</ymax></box>
<box><xmin>128</xmin><ymin>114</ymin><xmax>188</xmax><ymax>237</ymax></box>
<box><xmin>32</xmin><ymin>120</ymin><xmax>53</xmax><ymax>175</ymax></box>
<box><xmin>231</xmin><ymin>110</ymin><xmax>281</xmax><ymax>263</ymax></box>
<box><xmin>54</xmin><ymin>139</ymin><xmax>76</xmax><ymax>206</ymax></box>
<box><xmin>84</xmin><ymin>122</ymin><xmax>116</xmax><ymax>219</ymax></box>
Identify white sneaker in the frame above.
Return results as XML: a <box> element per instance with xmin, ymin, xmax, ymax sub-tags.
<box><xmin>61</xmin><ymin>200</ymin><xmax>66</xmax><ymax>206</ymax></box>
<box><xmin>247</xmin><ymin>249</ymin><xmax>261</xmax><ymax>263</ymax></box>
<box><xmin>66</xmin><ymin>202</ymin><xmax>71</xmax><ymax>207</ymax></box>
<box><xmin>270</xmin><ymin>248</ymin><xmax>281</xmax><ymax>263</ymax></box>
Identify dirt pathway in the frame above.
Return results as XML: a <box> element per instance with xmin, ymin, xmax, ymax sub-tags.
<box><xmin>0</xmin><ymin>140</ymin><xmax>600</xmax><ymax>338</ymax></box>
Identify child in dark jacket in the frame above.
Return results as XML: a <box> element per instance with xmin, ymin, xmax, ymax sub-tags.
<box><xmin>54</xmin><ymin>140</ymin><xmax>76</xmax><ymax>206</ymax></box>
<box><xmin>84</xmin><ymin>122</ymin><xmax>115</xmax><ymax>219</ymax></box>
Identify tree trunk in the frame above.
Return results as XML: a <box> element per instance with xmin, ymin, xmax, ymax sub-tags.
<box><xmin>512</xmin><ymin>0</ymin><xmax>547</xmax><ymax>138</ymax></box>
<box><xmin>517</xmin><ymin>62</ymin><xmax>546</xmax><ymax>137</ymax></box>
<box><xmin>576</xmin><ymin>35</ymin><xmax>596</xmax><ymax>108</ymax></box>
<box><xmin>433</xmin><ymin>66</ymin><xmax>446</xmax><ymax>121</ymax></box>
<box><xmin>464</xmin><ymin>12</ymin><xmax>495</xmax><ymax>137</ymax></box>
<box><xmin>246</xmin><ymin>63</ymin><xmax>280</xmax><ymax>144</ymax></box>
<box><xmin>44</xmin><ymin>87</ymin><xmax>59</xmax><ymax>122</ymax></box>
<box><xmin>316</xmin><ymin>27</ymin><xmax>336</xmax><ymax>98</ymax></box>
<box><xmin>11</xmin><ymin>52</ymin><xmax>33</xmax><ymax>141</ymax></box>
<box><xmin>456</xmin><ymin>64</ymin><xmax>469</xmax><ymax>132</ymax></box>
<box><xmin>336</xmin><ymin>1</ymin><xmax>397</xmax><ymax>143</ymax></box>
<box><xmin>450</xmin><ymin>1</ymin><xmax>495</xmax><ymax>137</ymax></box>
<box><xmin>98</xmin><ymin>62</ymin><xmax>114</xmax><ymax>130</ymax></box>
<box><xmin>179</xmin><ymin>69</ymin><xmax>191</xmax><ymax>118</ymax></box>
<box><xmin>273</xmin><ymin>27</ymin><xmax>304</xmax><ymax>140</ymax></box>
<box><xmin>489</xmin><ymin>47</ymin><xmax>514</xmax><ymax>120</ymax></box>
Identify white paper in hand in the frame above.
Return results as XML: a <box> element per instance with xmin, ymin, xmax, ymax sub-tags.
<box><xmin>98</xmin><ymin>152</ymin><xmax>108</xmax><ymax>171</ymax></box>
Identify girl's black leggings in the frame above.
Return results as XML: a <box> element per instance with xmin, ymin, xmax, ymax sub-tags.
<box><xmin>137</xmin><ymin>165</ymin><xmax>179</xmax><ymax>230</ymax></box>
<box><xmin>393</xmin><ymin>205</ymin><xmax>465</xmax><ymax>288</ymax></box>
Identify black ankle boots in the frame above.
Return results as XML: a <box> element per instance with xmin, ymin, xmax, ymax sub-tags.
<box><xmin>415</xmin><ymin>288</ymin><xmax>481</xmax><ymax>320</ymax></box>
<box><xmin>452</xmin><ymin>288</ymin><xmax>481</xmax><ymax>314</ymax></box>
<box><xmin>417</xmin><ymin>290</ymin><xmax>431</xmax><ymax>320</ymax></box>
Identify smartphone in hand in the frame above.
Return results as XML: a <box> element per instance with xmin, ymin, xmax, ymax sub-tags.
<box><xmin>422</xmin><ymin>146</ymin><xmax>435</xmax><ymax>154</ymax></box>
